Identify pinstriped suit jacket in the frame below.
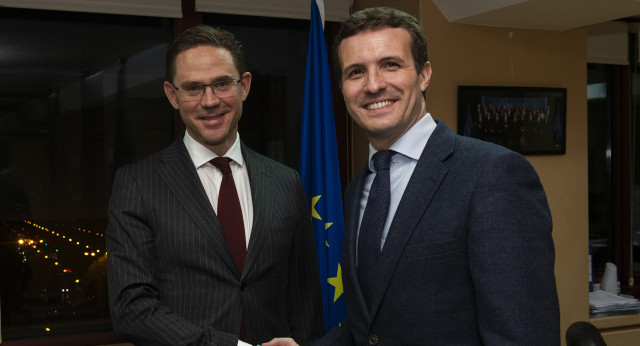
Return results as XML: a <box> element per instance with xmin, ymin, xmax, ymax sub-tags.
<box><xmin>315</xmin><ymin>121</ymin><xmax>559</xmax><ymax>345</ymax></box>
<box><xmin>106</xmin><ymin>136</ymin><xmax>324</xmax><ymax>346</ymax></box>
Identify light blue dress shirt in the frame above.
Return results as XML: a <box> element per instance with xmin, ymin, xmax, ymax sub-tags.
<box><xmin>357</xmin><ymin>113</ymin><xmax>437</xmax><ymax>251</ymax></box>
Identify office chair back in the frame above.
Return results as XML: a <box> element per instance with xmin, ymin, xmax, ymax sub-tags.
<box><xmin>566</xmin><ymin>321</ymin><xmax>607</xmax><ymax>346</ymax></box>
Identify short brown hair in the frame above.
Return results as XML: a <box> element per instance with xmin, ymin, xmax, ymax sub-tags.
<box><xmin>333</xmin><ymin>7</ymin><xmax>429</xmax><ymax>79</ymax></box>
<box><xmin>165</xmin><ymin>24</ymin><xmax>247</xmax><ymax>83</ymax></box>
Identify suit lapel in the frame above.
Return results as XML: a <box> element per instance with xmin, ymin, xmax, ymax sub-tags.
<box><xmin>241</xmin><ymin>144</ymin><xmax>271</xmax><ymax>280</ymax></box>
<box><xmin>366</xmin><ymin>121</ymin><xmax>455</xmax><ymax>318</ymax></box>
<box><xmin>157</xmin><ymin>137</ymin><xmax>239</xmax><ymax>276</ymax></box>
<box><xmin>343</xmin><ymin>166</ymin><xmax>372</xmax><ymax>321</ymax></box>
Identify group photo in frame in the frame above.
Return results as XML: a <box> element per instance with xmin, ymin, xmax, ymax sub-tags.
<box><xmin>457</xmin><ymin>86</ymin><xmax>567</xmax><ymax>155</ymax></box>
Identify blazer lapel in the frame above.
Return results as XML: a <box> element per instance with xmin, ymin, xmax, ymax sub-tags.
<box><xmin>366</xmin><ymin>121</ymin><xmax>455</xmax><ymax>318</ymax></box>
<box><xmin>240</xmin><ymin>144</ymin><xmax>271</xmax><ymax>280</ymax></box>
<box><xmin>157</xmin><ymin>137</ymin><xmax>239</xmax><ymax>276</ymax></box>
<box><xmin>343</xmin><ymin>166</ymin><xmax>372</xmax><ymax>321</ymax></box>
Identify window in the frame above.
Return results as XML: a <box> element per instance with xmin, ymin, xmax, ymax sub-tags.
<box><xmin>588</xmin><ymin>63</ymin><xmax>615</xmax><ymax>283</ymax></box>
<box><xmin>202</xmin><ymin>13</ymin><xmax>311</xmax><ymax>168</ymax></box>
<box><xmin>0</xmin><ymin>6</ymin><xmax>335</xmax><ymax>341</ymax></box>
<box><xmin>0</xmin><ymin>7</ymin><xmax>173</xmax><ymax>340</ymax></box>
<box><xmin>587</xmin><ymin>60</ymin><xmax>640</xmax><ymax>297</ymax></box>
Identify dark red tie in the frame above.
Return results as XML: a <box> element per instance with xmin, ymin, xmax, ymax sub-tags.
<box><xmin>211</xmin><ymin>157</ymin><xmax>246</xmax><ymax>274</ymax></box>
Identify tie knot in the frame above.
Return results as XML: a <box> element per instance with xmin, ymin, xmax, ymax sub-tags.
<box><xmin>211</xmin><ymin>157</ymin><xmax>232</xmax><ymax>174</ymax></box>
<box><xmin>372</xmin><ymin>150</ymin><xmax>393</xmax><ymax>172</ymax></box>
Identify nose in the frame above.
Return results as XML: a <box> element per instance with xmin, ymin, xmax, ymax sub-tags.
<box><xmin>363</xmin><ymin>69</ymin><xmax>386</xmax><ymax>93</ymax></box>
<box><xmin>200</xmin><ymin>85</ymin><xmax>220</xmax><ymax>106</ymax></box>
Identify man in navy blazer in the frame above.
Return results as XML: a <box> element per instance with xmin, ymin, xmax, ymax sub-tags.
<box><xmin>106</xmin><ymin>25</ymin><xmax>323</xmax><ymax>346</ymax></box>
<box><xmin>310</xmin><ymin>7</ymin><xmax>560</xmax><ymax>346</ymax></box>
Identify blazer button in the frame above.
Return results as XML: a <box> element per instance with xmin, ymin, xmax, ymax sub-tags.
<box><xmin>368</xmin><ymin>334</ymin><xmax>379</xmax><ymax>345</ymax></box>
<box><xmin>240</xmin><ymin>283</ymin><xmax>247</xmax><ymax>292</ymax></box>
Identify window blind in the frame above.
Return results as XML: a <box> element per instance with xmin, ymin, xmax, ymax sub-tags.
<box><xmin>0</xmin><ymin>0</ymin><xmax>182</xmax><ymax>18</ymax></box>
<box><xmin>195</xmin><ymin>0</ymin><xmax>351</xmax><ymax>22</ymax></box>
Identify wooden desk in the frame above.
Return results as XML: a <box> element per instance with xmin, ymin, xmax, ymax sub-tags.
<box><xmin>591</xmin><ymin>313</ymin><xmax>640</xmax><ymax>345</ymax></box>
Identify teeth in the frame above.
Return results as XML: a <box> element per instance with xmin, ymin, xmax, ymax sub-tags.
<box><xmin>366</xmin><ymin>101</ymin><xmax>392</xmax><ymax>110</ymax></box>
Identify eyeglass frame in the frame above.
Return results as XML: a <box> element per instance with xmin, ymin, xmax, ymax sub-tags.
<box><xmin>170</xmin><ymin>78</ymin><xmax>243</xmax><ymax>101</ymax></box>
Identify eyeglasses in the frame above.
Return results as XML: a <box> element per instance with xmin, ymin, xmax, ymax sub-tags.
<box><xmin>172</xmin><ymin>78</ymin><xmax>241</xmax><ymax>101</ymax></box>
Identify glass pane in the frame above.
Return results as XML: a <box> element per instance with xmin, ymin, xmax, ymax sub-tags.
<box><xmin>203</xmin><ymin>13</ymin><xmax>310</xmax><ymax>169</ymax></box>
<box><xmin>587</xmin><ymin>64</ymin><xmax>612</xmax><ymax>281</ymax></box>
<box><xmin>633</xmin><ymin>71</ymin><xmax>640</xmax><ymax>284</ymax></box>
<box><xmin>0</xmin><ymin>8</ymin><xmax>173</xmax><ymax>339</ymax></box>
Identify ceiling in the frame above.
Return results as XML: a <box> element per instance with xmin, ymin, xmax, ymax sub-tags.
<box><xmin>432</xmin><ymin>0</ymin><xmax>640</xmax><ymax>31</ymax></box>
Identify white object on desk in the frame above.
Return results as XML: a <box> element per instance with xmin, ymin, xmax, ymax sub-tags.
<box><xmin>589</xmin><ymin>289</ymin><xmax>640</xmax><ymax>316</ymax></box>
<box><xmin>600</xmin><ymin>262</ymin><xmax>618</xmax><ymax>294</ymax></box>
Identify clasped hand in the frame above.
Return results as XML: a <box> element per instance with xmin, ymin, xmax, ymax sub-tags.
<box><xmin>259</xmin><ymin>337</ymin><xmax>299</xmax><ymax>346</ymax></box>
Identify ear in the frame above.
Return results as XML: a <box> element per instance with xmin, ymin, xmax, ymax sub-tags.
<box><xmin>164</xmin><ymin>81</ymin><xmax>180</xmax><ymax>109</ymax></box>
<box><xmin>419</xmin><ymin>62</ymin><xmax>432</xmax><ymax>92</ymax></box>
<box><xmin>239</xmin><ymin>72</ymin><xmax>252</xmax><ymax>102</ymax></box>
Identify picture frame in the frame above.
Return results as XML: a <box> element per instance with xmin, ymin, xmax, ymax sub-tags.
<box><xmin>457</xmin><ymin>86</ymin><xmax>566</xmax><ymax>155</ymax></box>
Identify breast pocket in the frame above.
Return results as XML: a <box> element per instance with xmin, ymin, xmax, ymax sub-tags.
<box><xmin>403</xmin><ymin>238</ymin><xmax>461</xmax><ymax>259</ymax></box>
<box><xmin>264</xmin><ymin>215</ymin><xmax>297</xmax><ymax>249</ymax></box>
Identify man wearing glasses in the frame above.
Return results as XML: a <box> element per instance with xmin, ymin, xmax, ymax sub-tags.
<box><xmin>106</xmin><ymin>25</ymin><xmax>324</xmax><ymax>346</ymax></box>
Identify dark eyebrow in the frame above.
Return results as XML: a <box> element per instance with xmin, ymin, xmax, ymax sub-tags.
<box><xmin>180</xmin><ymin>76</ymin><xmax>237</xmax><ymax>86</ymax></box>
<box><xmin>342</xmin><ymin>63</ymin><xmax>363</xmax><ymax>74</ymax></box>
<box><xmin>379</xmin><ymin>56</ymin><xmax>409</xmax><ymax>65</ymax></box>
<box><xmin>212</xmin><ymin>76</ymin><xmax>239</xmax><ymax>83</ymax></box>
<box><xmin>342</xmin><ymin>56</ymin><xmax>408</xmax><ymax>72</ymax></box>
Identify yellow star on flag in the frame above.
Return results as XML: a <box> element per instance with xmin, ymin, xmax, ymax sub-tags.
<box><xmin>327</xmin><ymin>263</ymin><xmax>343</xmax><ymax>302</ymax></box>
<box><xmin>311</xmin><ymin>195</ymin><xmax>322</xmax><ymax>220</ymax></box>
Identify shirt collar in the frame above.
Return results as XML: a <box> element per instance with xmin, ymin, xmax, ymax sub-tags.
<box><xmin>183</xmin><ymin>131</ymin><xmax>245</xmax><ymax>168</ymax></box>
<box><xmin>368</xmin><ymin>113</ymin><xmax>436</xmax><ymax>171</ymax></box>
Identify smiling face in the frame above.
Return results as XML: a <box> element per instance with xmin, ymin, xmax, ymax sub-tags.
<box><xmin>164</xmin><ymin>45</ymin><xmax>251</xmax><ymax>156</ymax></box>
<box><xmin>338</xmin><ymin>27</ymin><xmax>431</xmax><ymax>150</ymax></box>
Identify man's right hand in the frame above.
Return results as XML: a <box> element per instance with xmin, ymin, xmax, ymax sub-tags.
<box><xmin>260</xmin><ymin>337</ymin><xmax>299</xmax><ymax>346</ymax></box>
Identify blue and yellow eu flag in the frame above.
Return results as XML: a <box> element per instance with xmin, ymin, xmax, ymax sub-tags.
<box><xmin>299</xmin><ymin>0</ymin><xmax>346</xmax><ymax>331</ymax></box>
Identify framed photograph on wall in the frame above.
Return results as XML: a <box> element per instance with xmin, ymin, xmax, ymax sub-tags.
<box><xmin>457</xmin><ymin>86</ymin><xmax>567</xmax><ymax>155</ymax></box>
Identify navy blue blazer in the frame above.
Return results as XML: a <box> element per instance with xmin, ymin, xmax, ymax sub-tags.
<box><xmin>315</xmin><ymin>121</ymin><xmax>560</xmax><ymax>345</ymax></box>
<box><xmin>107</xmin><ymin>137</ymin><xmax>324</xmax><ymax>345</ymax></box>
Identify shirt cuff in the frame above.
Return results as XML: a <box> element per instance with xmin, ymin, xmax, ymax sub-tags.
<box><xmin>238</xmin><ymin>340</ymin><xmax>252</xmax><ymax>346</ymax></box>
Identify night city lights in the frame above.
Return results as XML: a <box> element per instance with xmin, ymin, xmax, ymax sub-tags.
<box><xmin>2</xmin><ymin>219</ymin><xmax>109</xmax><ymax>337</ymax></box>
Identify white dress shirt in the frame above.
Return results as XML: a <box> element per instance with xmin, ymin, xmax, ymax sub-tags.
<box><xmin>183</xmin><ymin>131</ymin><xmax>253</xmax><ymax>249</ymax></box>
<box><xmin>183</xmin><ymin>132</ymin><xmax>254</xmax><ymax>346</ymax></box>
<box><xmin>357</xmin><ymin>113</ymin><xmax>437</xmax><ymax>251</ymax></box>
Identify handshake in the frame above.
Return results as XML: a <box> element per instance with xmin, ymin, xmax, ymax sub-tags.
<box><xmin>257</xmin><ymin>338</ymin><xmax>299</xmax><ymax>346</ymax></box>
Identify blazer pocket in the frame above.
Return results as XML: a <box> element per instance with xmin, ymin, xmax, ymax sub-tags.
<box><xmin>403</xmin><ymin>238</ymin><xmax>460</xmax><ymax>259</ymax></box>
<box><xmin>264</xmin><ymin>215</ymin><xmax>297</xmax><ymax>246</ymax></box>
